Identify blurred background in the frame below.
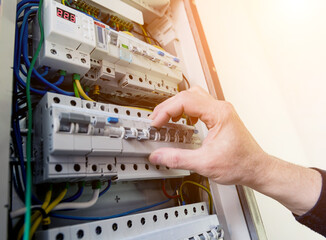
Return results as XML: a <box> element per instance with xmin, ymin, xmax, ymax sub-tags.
<box><xmin>195</xmin><ymin>0</ymin><xmax>326</xmax><ymax>239</ymax></box>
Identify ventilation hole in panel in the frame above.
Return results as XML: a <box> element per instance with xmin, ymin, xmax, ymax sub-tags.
<box><xmin>133</xmin><ymin>164</ymin><xmax>138</xmax><ymax>170</ymax></box>
<box><xmin>76</xmin><ymin>229</ymin><xmax>84</xmax><ymax>239</ymax></box>
<box><xmin>53</xmin><ymin>97</ymin><xmax>60</xmax><ymax>103</ymax></box>
<box><xmin>74</xmin><ymin>164</ymin><xmax>81</xmax><ymax>172</ymax></box>
<box><xmin>95</xmin><ymin>226</ymin><xmax>102</xmax><ymax>235</ymax></box>
<box><xmin>112</xmin><ymin>223</ymin><xmax>118</xmax><ymax>231</ymax></box>
<box><xmin>175</xmin><ymin>211</ymin><xmax>179</xmax><ymax>217</ymax></box>
<box><xmin>55</xmin><ymin>164</ymin><xmax>62</xmax><ymax>172</ymax></box>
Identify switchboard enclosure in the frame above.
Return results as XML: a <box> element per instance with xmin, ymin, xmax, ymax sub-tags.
<box><xmin>1</xmin><ymin>0</ymin><xmax>266</xmax><ymax>239</ymax></box>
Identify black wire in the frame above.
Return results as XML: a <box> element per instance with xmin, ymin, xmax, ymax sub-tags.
<box><xmin>10</xmin><ymin>133</ymin><xmax>26</xmax><ymax>203</ymax></box>
<box><xmin>132</xmin><ymin>29</ymin><xmax>162</xmax><ymax>47</ymax></box>
<box><xmin>12</xmin><ymin>166</ymin><xmax>25</xmax><ymax>202</ymax></box>
<box><xmin>145</xmin><ymin>27</ymin><xmax>163</xmax><ymax>47</ymax></box>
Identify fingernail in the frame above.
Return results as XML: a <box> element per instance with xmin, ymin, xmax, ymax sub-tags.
<box><xmin>149</xmin><ymin>153</ymin><xmax>162</xmax><ymax>165</ymax></box>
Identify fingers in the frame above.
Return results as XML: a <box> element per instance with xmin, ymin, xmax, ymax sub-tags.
<box><xmin>149</xmin><ymin>86</ymin><xmax>218</xmax><ymax>129</ymax></box>
<box><xmin>149</xmin><ymin>147</ymin><xmax>203</xmax><ymax>171</ymax></box>
<box><xmin>150</xmin><ymin>91</ymin><xmax>202</xmax><ymax>128</ymax></box>
<box><xmin>148</xmin><ymin>95</ymin><xmax>177</xmax><ymax>120</ymax></box>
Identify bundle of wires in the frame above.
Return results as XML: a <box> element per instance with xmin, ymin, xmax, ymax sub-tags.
<box><xmin>13</xmin><ymin>1</ymin><xmax>80</xmax><ymax>238</ymax></box>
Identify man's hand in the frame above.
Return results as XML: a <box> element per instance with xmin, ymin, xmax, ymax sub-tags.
<box><xmin>149</xmin><ymin>86</ymin><xmax>267</xmax><ymax>186</ymax></box>
<box><xmin>149</xmin><ymin>86</ymin><xmax>322</xmax><ymax>216</ymax></box>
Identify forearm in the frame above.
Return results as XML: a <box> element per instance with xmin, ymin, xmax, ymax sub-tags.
<box><xmin>247</xmin><ymin>154</ymin><xmax>322</xmax><ymax>216</ymax></box>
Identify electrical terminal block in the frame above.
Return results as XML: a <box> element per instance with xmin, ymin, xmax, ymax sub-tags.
<box><xmin>72</xmin><ymin>0</ymin><xmax>101</xmax><ymax>18</ymax></box>
<box><xmin>35</xmin><ymin>202</ymin><xmax>222</xmax><ymax>240</ymax></box>
<box><xmin>33</xmin><ymin>93</ymin><xmax>201</xmax><ymax>183</ymax></box>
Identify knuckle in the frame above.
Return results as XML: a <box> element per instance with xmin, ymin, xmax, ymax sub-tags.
<box><xmin>221</xmin><ymin>101</ymin><xmax>235</xmax><ymax>116</ymax></box>
<box><xmin>177</xmin><ymin>90</ymin><xmax>188</xmax><ymax>99</ymax></box>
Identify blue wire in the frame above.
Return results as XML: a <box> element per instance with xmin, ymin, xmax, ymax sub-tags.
<box><xmin>13</xmin><ymin>8</ymin><xmax>45</xmax><ymax>95</ymax></box>
<box><xmin>50</xmin><ymin>199</ymin><xmax>171</xmax><ymax>221</ymax></box>
<box><xmin>99</xmin><ymin>180</ymin><xmax>111</xmax><ymax>197</ymax></box>
<box><xmin>62</xmin><ymin>185</ymin><xmax>84</xmax><ymax>203</ymax></box>
<box><xmin>53</xmin><ymin>75</ymin><xmax>65</xmax><ymax>86</ymax></box>
<box><xmin>40</xmin><ymin>67</ymin><xmax>49</xmax><ymax>77</ymax></box>
<box><xmin>12</xmin><ymin>83</ymin><xmax>42</xmax><ymax>204</ymax></box>
<box><xmin>16</xmin><ymin>8</ymin><xmax>36</xmax><ymax>78</ymax></box>
<box><xmin>17</xmin><ymin>0</ymin><xmax>39</xmax><ymax>10</ymax></box>
<box><xmin>16</xmin><ymin>3</ymin><xmax>38</xmax><ymax>19</ymax></box>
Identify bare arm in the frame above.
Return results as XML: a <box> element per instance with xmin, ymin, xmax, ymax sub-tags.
<box><xmin>148</xmin><ymin>86</ymin><xmax>322</xmax><ymax>216</ymax></box>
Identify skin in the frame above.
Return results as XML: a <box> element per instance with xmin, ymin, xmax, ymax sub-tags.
<box><xmin>149</xmin><ymin>86</ymin><xmax>322</xmax><ymax>216</ymax></box>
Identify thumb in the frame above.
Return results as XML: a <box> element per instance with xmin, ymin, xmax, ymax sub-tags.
<box><xmin>149</xmin><ymin>147</ymin><xmax>202</xmax><ymax>171</ymax></box>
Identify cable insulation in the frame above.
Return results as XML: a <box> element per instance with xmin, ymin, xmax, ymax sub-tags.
<box><xmin>30</xmin><ymin>186</ymin><xmax>68</xmax><ymax>238</ymax></box>
<box><xmin>75</xmin><ymin>79</ymin><xmax>94</xmax><ymax>101</ymax></box>
<box><xmin>51</xmin><ymin>199</ymin><xmax>171</xmax><ymax>221</ymax></box>
<box><xmin>179</xmin><ymin>180</ymin><xmax>213</xmax><ymax>214</ymax></box>
<box><xmin>53</xmin><ymin>188</ymin><xmax>99</xmax><ymax>211</ymax></box>
<box><xmin>23</xmin><ymin>0</ymin><xmax>43</xmax><ymax>238</ymax></box>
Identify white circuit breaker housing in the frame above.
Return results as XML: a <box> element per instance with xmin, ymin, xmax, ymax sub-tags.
<box><xmin>82</xmin><ymin>20</ymin><xmax>183</xmax><ymax>102</ymax></box>
<box><xmin>34</xmin><ymin>0</ymin><xmax>96</xmax><ymax>76</ymax></box>
<box><xmin>33</xmin><ymin>93</ymin><xmax>201</xmax><ymax>183</ymax></box>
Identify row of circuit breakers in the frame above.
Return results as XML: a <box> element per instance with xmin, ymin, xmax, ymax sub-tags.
<box><xmin>34</xmin><ymin>0</ymin><xmax>183</xmax><ymax>102</ymax></box>
<box><xmin>34</xmin><ymin>92</ymin><xmax>201</xmax><ymax>183</ymax></box>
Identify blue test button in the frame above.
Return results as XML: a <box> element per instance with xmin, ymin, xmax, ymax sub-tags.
<box><xmin>173</xmin><ymin>57</ymin><xmax>180</xmax><ymax>63</ymax></box>
<box><xmin>157</xmin><ymin>51</ymin><xmax>165</xmax><ymax>56</ymax></box>
<box><xmin>107</xmin><ymin>117</ymin><xmax>119</xmax><ymax>124</ymax></box>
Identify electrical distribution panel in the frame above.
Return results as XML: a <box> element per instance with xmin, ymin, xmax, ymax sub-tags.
<box><xmin>33</xmin><ymin>92</ymin><xmax>200</xmax><ymax>183</ymax></box>
<box><xmin>8</xmin><ymin>0</ymin><xmax>230</xmax><ymax>239</ymax></box>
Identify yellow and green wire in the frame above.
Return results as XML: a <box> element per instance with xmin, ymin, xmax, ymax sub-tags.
<box><xmin>179</xmin><ymin>180</ymin><xmax>213</xmax><ymax>214</ymax></box>
<box><xmin>73</xmin><ymin>81</ymin><xmax>80</xmax><ymax>98</ymax></box>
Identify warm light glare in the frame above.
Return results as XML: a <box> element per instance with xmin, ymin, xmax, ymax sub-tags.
<box><xmin>195</xmin><ymin>1</ymin><xmax>326</xmax><ymax>238</ymax></box>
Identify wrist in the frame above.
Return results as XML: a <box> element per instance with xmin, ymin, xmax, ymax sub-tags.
<box><xmin>244</xmin><ymin>154</ymin><xmax>322</xmax><ymax>216</ymax></box>
<box><xmin>241</xmin><ymin>151</ymin><xmax>276</xmax><ymax>189</ymax></box>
